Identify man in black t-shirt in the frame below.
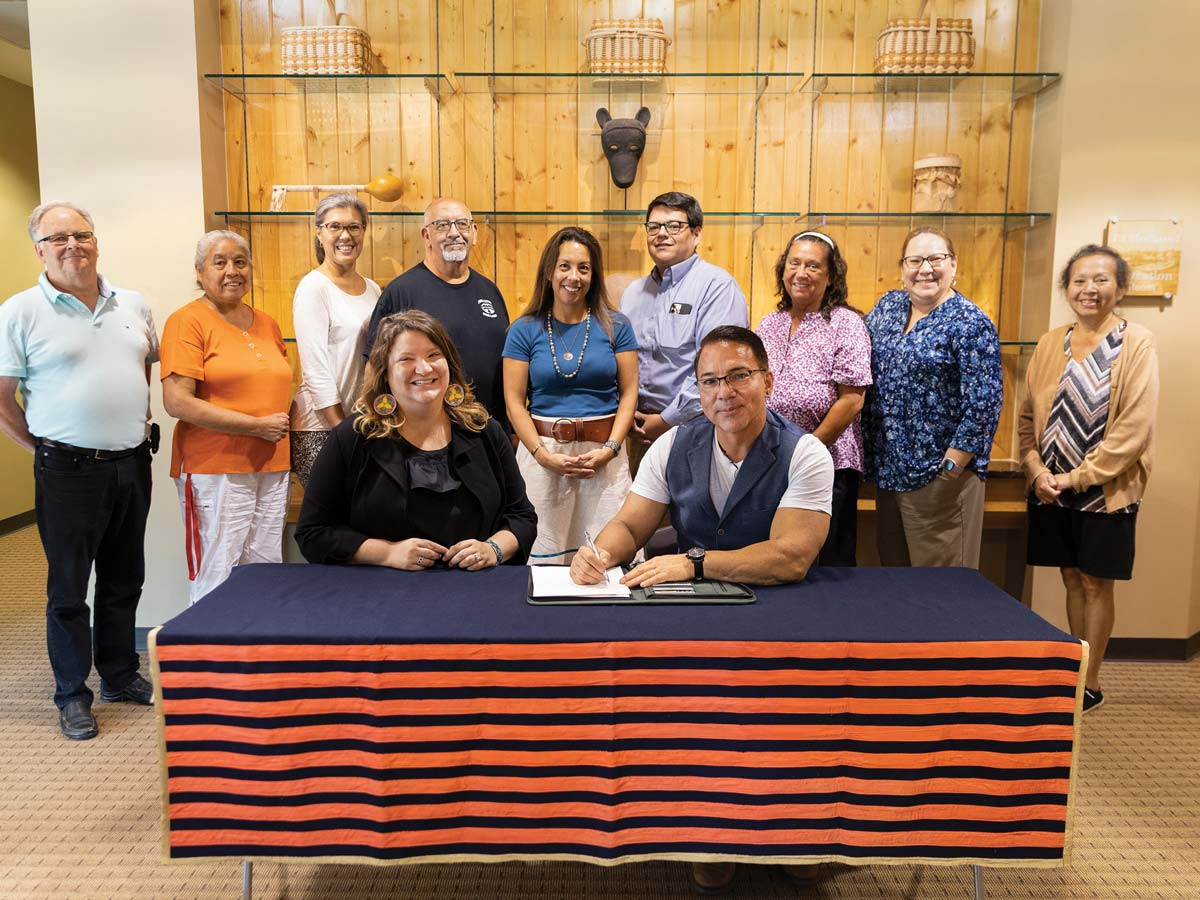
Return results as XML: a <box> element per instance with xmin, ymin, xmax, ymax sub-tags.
<box><xmin>365</xmin><ymin>197</ymin><xmax>510</xmax><ymax>426</ymax></box>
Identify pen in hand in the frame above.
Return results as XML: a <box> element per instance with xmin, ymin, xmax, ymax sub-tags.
<box><xmin>582</xmin><ymin>530</ymin><xmax>608</xmax><ymax>584</ymax></box>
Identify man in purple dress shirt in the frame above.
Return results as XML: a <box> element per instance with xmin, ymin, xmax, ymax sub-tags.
<box><xmin>620</xmin><ymin>192</ymin><xmax>749</xmax><ymax>453</ymax></box>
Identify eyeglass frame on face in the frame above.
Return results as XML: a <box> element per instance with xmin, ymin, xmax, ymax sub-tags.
<box><xmin>697</xmin><ymin>367</ymin><xmax>768</xmax><ymax>392</ymax></box>
<box><xmin>36</xmin><ymin>231</ymin><xmax>96</xmax><ymax>247</ymax></box>
<box><xmin>900</xmin><ymin>252</ymin><xmax>954</xmax><ymax>270</ymax></box>
<box><xmin>319</xmin><ymin>222</ymin><xmax>365</xmax><ymax>236</ymax></box>
<box><xmin>427</xmin><ymin>218</ymin><xmax>475</xmax><ymax>235</ymax></box>
<box><xmin>644</xmin><ymin>220</ymin><xmax>691</xmax><ymax>237</ymax></box>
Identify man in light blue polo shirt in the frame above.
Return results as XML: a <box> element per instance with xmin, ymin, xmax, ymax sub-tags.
<box><xmin>0</xmin><ymin>202</ymin><xmax>159</xmax><ymax>741</ymax></box>
<box><xmin>620</xmin><ymin>191</ymin><xmax>749</xmax><ymax>452</ymax></box>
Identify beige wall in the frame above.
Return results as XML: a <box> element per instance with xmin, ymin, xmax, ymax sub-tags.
<box><xmin>1031</xmin><ymin>1</ymin><xmax>1200</xmax><ymax>643</ymax></box>
<box><xmin>0</xmin><ymin>74</ymin><xmax>40</xmax><ymax>521</ymax></box>
<box><xmin>27</xmin><ymin>1</ymin><xmax>220</xmax><ymax>624</ymax></box>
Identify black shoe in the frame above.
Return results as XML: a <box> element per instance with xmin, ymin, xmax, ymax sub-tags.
<box><xmin>60</xmin><ymin>699</ymin><xmax>98</xmax><ymax>740</ymax></box>
<box><xmin>779</xmin><ymin>863</ymin><xmax>821</xmax><ymax>887</ymax></box>
<box><xmin>100</xmin><ymin>673</ymin><xmax>154</xmax><ymax>705</ymax></box>
<box><xmin>690</xmin><ymin>862</ymin><xmax>736</xmax><ymax>895</ymax></box>
<box><xmin>1083</xmin><ymin>687</ymin><xmax>1105</xmax><ymax>713</ymax></box>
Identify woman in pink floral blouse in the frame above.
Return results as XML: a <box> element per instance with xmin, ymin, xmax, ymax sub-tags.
<box><xmin>756</xmin><ymin>231</ymin><xmax>872</xmax><ymax>565</ymax></box>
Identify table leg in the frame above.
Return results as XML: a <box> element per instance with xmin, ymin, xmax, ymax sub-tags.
<box><xmin>973</xmin><ymin>864</ymin><xmax>984</xmax><ymax>900</ymax></box>
<box><xmin>242</xmin><ymin>860</ymin><xmax>253</xmax><ymax>900</ymax></box>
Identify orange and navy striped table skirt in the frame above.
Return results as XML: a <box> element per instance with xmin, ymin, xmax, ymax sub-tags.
<box><xmin>151</xmin><ymin>564</ymin><xmax>1084</xmax><ymax>866</ymax></box>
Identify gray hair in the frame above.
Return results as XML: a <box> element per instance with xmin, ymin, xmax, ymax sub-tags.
<box><xmin>194</xmin><ymin>230</ymin><xmax>251</xmax><ymax>271</ymax></box>
<box><xmin>314</xmin><ymin>192</ymin><xmax>369</xmax><ymax>264</ymax></box>
<box><xmin>27</xmin><ymin>201</ymin><xmax>95</xmax><ymax>241</ymax></box>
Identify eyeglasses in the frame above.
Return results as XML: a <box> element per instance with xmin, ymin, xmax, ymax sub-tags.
<box><xmin>36</xmin><ymin>231</ymin><xmax>95</xmax><ymax>246</ymax></box>
<box><xmin>320</xmin><ymin>222</ymin><xmax>365</xmax><ymax>236</ymax></box>
<box><xmin>644</xmin><ymin>221</ymin><xmax>690</xmax><ymax>237</ymax></box>
<box><xmin>428</xmin><ymin>218</ymin><xmax>475</xmax><ymax>234</ymax></box>
<box><xmin>697</xmin><ymin>368</ymin><xmax>767</xmax><ymax>391</ymax></box>
<box><xmin>901</xmin><ymin>253</ymin><xmax>953</xmax><ymax>270</ymax></box>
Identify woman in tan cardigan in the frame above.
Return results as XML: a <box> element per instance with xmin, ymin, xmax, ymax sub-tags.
<box><xmin>1018</xmin><ymin>244</ymin><xmax>1159</xmax><ymax>713</ymax></box>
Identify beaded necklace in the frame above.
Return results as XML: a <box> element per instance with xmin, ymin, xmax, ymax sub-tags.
<box><xmin>547</xmin><ymin>310</ymin><xmax>591</xmax><ymax>378</ymax></box>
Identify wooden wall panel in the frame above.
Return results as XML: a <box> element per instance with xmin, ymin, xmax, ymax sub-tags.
<box><xmin>219</xmin><ymin>0</ymin><xmax>1044</xmax><ymax>460</ymax></box>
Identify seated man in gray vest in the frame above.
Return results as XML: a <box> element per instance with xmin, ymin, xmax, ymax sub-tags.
<box><xmin>571</xmin><ymin>325</ymin><xmax>833</xmax><ymax>590</ymax></box>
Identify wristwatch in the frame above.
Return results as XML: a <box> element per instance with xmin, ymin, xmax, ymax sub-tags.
<box><xmin>941</xmin><ymin>458</ymin><xmax>959</xmax><ymax>476</ymax></box>
<box><xmin>603</xmin><ymin>439</ymin><xmax>622</xmax><ymax>455</ymax></box>
<box><xmin>686</xmin><ymin>546</ymin><xmax>706</xmax><ymax>581</ymax></box>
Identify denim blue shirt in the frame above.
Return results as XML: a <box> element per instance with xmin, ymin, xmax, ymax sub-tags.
<box><xmin>863</xmin><ymin>290</ymin><xmax>1002</xmax><ymax>491</ymax></box>
<box><xmin>620</xmin><ymin>254</ymin><xmax>748</xmax><ymax>425</ymax></box>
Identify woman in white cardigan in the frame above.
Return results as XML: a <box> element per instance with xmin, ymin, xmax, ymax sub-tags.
<box><xmin>290</xmin><ymin>193</ymin><xmax>382</xmax><ymax>484</ymax></box>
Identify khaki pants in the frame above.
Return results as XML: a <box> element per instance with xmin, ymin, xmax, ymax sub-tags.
<box><xmin>876</xmin><ymin>472</ymin><xmax>986</xmax><ymax>569</ymax></box>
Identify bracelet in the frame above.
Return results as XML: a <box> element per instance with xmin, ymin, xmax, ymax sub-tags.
<box><xmin>530</xmin><ymin>444</ymin><xmax>544</xmax><ymax>456</ymax></box>
<box><xmin>486</xmin><ymin>539</ymin><xmax>504</xmax><ymax>565</ymax></box>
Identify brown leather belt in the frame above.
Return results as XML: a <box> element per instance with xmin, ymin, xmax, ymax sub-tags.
<box><xmin>533</xmin><ymin>416</ymin><xmax>616</xmax><ymax>443</ymax></box>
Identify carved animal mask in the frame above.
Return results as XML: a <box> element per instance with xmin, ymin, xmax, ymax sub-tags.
<box><xmin>597</xmin><ymin>107</ymin><xmax>651</xmax><ymax>189</ymax></box>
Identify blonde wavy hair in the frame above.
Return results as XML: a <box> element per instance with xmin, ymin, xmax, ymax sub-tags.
<box><xmin>354</xmin><ymin>310</ymin><xmax>489</xmax><ymax>439</ymax></box>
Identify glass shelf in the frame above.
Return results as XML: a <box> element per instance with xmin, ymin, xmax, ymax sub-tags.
<box><xmin>218</xmin><ymin>209</ymin><xmax>1051</xmax><ymax>232</ymax></box>
<box><xmin>204</xmin><ymin>73</ymin><xmax>448</xmax><ymax>99</ymax></box>
<box><xmin>452</xmin><ymin>72</ymin><xmax>807</xmax><ymax>96</ymax></box>
<box><xmin>205</xmin><ymin>71</ymin><xmax>1058</xmax><ymax>100</ymax></box>
<box><xmin>809</xmin><ymin>72</ymin><xmax>1060</xmax><ymax>98</ymax></box>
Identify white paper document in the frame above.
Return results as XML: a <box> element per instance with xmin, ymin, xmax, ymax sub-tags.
<box><xmin>529</xmin><ymin>565</ymin><xmax>631</xmax><ymax>599</ymax></box>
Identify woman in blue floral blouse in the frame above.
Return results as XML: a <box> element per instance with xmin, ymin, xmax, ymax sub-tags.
<box><xmin>863</xmin><ymin>226</ymin><xmax>1003</xmax><ymax>568</ymax></box>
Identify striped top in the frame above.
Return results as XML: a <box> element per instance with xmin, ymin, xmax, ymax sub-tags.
<box><xmin>1038</xmin><ymin>321</ymin><xmax>1127</xmax><ymax>512</ymax></box>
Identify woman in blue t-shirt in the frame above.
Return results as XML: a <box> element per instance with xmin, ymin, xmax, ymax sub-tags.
<box><xmin>502</xmin><ymin>226</ymin><xmax>639</xmax><ymax>563</ymax></box>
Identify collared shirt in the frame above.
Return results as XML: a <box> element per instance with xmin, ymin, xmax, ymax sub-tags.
<box><xmin>757</xmin><ymin>306</ymin><xmax>873</xmax><ymax>472</ymax></box>
<box><xmin>0</xmin><ymin>273</ymin><xmax>158</xmax><ymax>450</ymax></box>
<box><xmin>863</xmin><ymin>290</ymin><xmax>1002</xmax><ymax>491</ymax></box>
<box><xmin>620</xmin><ymin>253</ymin><xmax>749</xmax><ymax>426</ymax></box>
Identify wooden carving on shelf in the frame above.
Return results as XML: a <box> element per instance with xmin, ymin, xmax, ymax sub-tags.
<box><xmin>912</xmin><ymin>154</ymin><xmax>962</xmax><ymax>213</ymax></box>
<box><xmin>268</xmin><ymin>174</ymin><xmax>404</xmax><ymax>212</ymax></box>
<box><xmin>596</xmin><ymin>107</ymin><xmax>651</xmax><ymax>190</ymax></box>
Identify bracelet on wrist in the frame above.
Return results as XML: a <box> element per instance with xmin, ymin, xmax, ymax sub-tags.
<box><xmin>530</xmin><ymin>443</ymin><xmax>544</xmax><ymax>456</ymax></box>
<box><xmin>486</xmin><ymin>539</ymin><xmax>504</xmax><ymax>565</ymax></box>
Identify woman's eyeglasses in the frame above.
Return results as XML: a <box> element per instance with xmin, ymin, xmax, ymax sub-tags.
<box><xmin>900</xmin><ymin>253</ymin><xmax>953</xmax><ymax>270</ymax></box>
<box><xmin>320</xmin><ymin>223</ymin><xmax>365</xmax><ymax>236</ymax></box>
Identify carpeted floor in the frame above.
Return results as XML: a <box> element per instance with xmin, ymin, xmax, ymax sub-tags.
<box><xmin>0</xmin><ymin>524</ymin><xmax>1196</xmax><ymax>899</ymax></box>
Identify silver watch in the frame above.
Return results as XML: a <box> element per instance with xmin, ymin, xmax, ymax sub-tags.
<box><xmin>603</xmin><ymin>440</ymin><xmax>621</xmax><ymax>455</ymax></box>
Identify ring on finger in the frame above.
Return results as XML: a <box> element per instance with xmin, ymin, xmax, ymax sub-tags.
<box><xmin>418</xmin><ymin>554</ymin><xmax>425</xmax><ymax>565</ymax></box>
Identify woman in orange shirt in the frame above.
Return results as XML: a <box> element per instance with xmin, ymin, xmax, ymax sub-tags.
<box><xmin>161</xmin><ymin>231</ymin><xmax>294</xmax><ymax>604</ymax></box>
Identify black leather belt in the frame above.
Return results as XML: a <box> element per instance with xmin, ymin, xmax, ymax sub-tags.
<box><xmin>36</xmin><ymin>438</ymin><xmax>149</xmax><ymax>461</ymax></box>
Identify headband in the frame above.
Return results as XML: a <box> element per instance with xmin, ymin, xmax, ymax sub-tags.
<box><xmin>796</xmin><ymin>231</ymin><xmax>836</xmax><ymax>250</ymax></box>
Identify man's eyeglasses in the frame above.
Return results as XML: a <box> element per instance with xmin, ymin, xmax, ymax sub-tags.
<box><xmin>900</xmin><ymin>253</ymin><xmax>953</xmax><ymax>270</ymax></box>
<box><xmin>36</xmin><ymin>231</ymin><xmax>95</xmax><ymax>247</ymax></box>
<box><xmin>644</xmin><ymin>221</ymin><xmax>690</xmax><ymax>237</ymax></box>
<box><xmin>697</xmin><ymin>367</ymin><xmax>767</xmax><ymax>391</ymax></box>
<box><xmin>319</xmin><ymin>222</ymin><xmax>365</xmax><ymax>236</ymax></box>
<box><xmin>428</xmin><ymin>218</ymin><xmax>475</xmax><ymax>234</ymax></box>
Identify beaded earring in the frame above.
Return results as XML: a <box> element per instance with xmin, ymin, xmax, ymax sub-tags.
<box><xmin>373</xmin><ymin>393</ymin><xmax>398</xmax><ymax>416</ymax></box>
<box><xmin>444</xmin><ymin>383</ymin><xmax>465</xmax><ymax>407</ymax></box>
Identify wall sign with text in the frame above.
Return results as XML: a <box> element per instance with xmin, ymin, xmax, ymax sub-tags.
<box><xmin>1105</xmin><ymin>218</ymin><xmax>1183</xmax><ymax>299</ymax></box>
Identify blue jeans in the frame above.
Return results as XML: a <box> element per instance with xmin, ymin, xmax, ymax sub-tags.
<box><xmin>34</xmin><ymin>443</ymin><xmax>151</xmax><ymax>708</ymax></box>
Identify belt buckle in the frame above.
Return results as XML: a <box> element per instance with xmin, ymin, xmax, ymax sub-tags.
<box><xmin>92</xmin><ymin>448</ymin><xmax>115</xmax><ymax>460</ymax></box>
<box><xmin>550</xmin><ymin>418</ymin><xmax>576</xmax><ymax>443</ymax></box>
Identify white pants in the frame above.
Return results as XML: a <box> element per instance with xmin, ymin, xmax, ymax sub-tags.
<box><xmin>517</xmin><ymin>430</ymin><xmax>632</xmax><ymax>564</ymax></box>
<box><xmin>175</xmin><ymin>471</ymin><xmax>291</xmax><ymax>605</ymax></box>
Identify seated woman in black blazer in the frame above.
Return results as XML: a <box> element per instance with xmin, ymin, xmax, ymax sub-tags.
<box><xmin>296</xmin><ymin>310</ymin><xmax>537</xmax><ymax>570</ymax></box>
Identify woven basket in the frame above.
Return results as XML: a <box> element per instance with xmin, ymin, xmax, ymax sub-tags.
<box><xmin>280</xmin><ymin>12</ymin><xmax>381</xmax><ymax>75</ymax></box>
<box><xmin>584</xmin><ymin>18</ymin><xmax>671</xmax><ymax>76</ymax></box>
<box><xmin>874</xmin><ymin>2</ymin><xmax>975</xmax><ymax>75</ymax></box>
